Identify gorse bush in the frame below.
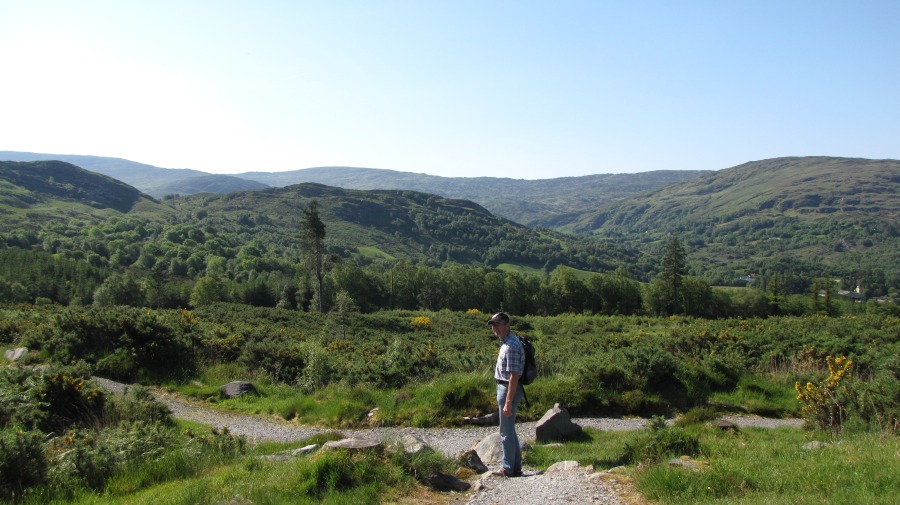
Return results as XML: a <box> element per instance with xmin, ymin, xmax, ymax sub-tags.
<box><xmin>33</xmin><ymin>362</ymin><xmax>106</xmax><ymax>433</ymax></box>
<box><xmin>0</xmin><ymin>428</ymin><xmax>46</xmax><ymax>501</ymax></box>
<box><xmin>795</xmin><ymin>355</ymin><xmax>854</xmax><ymax>435</ymax></box>
<box><xmin>34</xmin><ymin>307</ymin><xmax>196</xmax><ymax>382</ymax></box>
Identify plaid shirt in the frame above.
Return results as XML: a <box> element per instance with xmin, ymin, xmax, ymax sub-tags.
<box><xmin>495</xmin><ymin>332</ymin><xmax>525</xmax><ymax>381</ymax></box>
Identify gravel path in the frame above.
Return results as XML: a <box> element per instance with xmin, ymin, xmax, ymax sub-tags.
<box><xmin>93</xmin><ymin>377</ymin><xmax>803</xmax><ymax>505</ymax></box>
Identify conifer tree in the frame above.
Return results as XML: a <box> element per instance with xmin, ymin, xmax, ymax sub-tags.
<box><xmin>661</xmin><ymin>236</ymin><xmax>686</xmax><ymax>315</ymax></box>
<box><xmin>301</xmin><ymin>200</ymin><xmax>327</xmax><ymax>312</ymax></box>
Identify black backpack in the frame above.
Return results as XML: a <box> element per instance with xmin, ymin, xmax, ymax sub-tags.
<box><xmin>519</xmin><ymin>335</ymin><xmax>537</xmax><ymax>386</ymax></box>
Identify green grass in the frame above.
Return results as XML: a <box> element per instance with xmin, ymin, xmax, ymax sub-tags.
<box><xmin>637</xmin><ymin>428</ymin><xmax>900</xmax><ymax>504</ymax></box>
<box><xmin>28</xmin><ymin>434</ymin><xmax>452</xmax><ymax>505</ymax></box>
<box><xmin>528</xmin><ymin>424</ymin><xmax>900</xmax><ymax>505</ymax></box>
<box><xmin>709</xmin><ymin>375</ymin><xmax>799</xmax><ymax>417</ymax></box>
<box><xmin>172</xmin><ymin>370</ymin><xmax>499</xmax><ymax>428</ymax></box>
<box><xmin>355</xmin><ymin>246</ymin><xmax>396</xmax><ymax>260</ymax></box>
<box><xmin>496</xmin><ymin>263</ymin><xmax>545</xmax><ymax>275</ymax></box>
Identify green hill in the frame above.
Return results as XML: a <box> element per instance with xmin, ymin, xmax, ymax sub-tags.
<box><xmin>0</xmin><ymin>160</ymin><xmax>170</xmax><ymax>224</ymax></box>
<box><xmin>0</xmin><ymin>161</ymin><xmax>626</xmax><ymax>278</ymax></box>
<box><xmin>0</xmin><ymin>151</ymin><xmax>268</xmax><ymax>196</ymax></box>
<box><xmin>575</xmin><ymin>157</ymin><xmax>900</xmax><ymax>295</ymax></box>
<box><xmin>162</xmin><ymin>183</ymin><xmax>627</xmax><ymax>271</ymax></box>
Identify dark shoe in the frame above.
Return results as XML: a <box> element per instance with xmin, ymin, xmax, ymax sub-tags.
<box><xmin>492</xmin><ymin>468</ymin><xmax>523</xmax><ymax>477</ymax></box>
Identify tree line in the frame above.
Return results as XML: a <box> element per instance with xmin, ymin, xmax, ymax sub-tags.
<box><xmin>2</xmin><ymin>239</ymin><xmax>895</xmax><ymax>319</ymax></box>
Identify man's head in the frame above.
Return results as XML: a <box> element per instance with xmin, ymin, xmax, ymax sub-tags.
<box><xmin>487</xmin><ymin>312</ymin><xmax>510</xmax><ymax>338</ymax></box>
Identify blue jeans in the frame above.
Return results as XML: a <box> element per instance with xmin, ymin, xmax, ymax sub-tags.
<box><xmin>496</xmin><ymin>381</ymin><xmax>523</xmax><ymax>472</ymax></box>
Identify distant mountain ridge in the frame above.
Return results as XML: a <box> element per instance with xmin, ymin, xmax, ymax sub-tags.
<box><xmin>0</xmin><ymin>160</ymin><xmax>622</xmax><ymax>273</ymax></box>
<box><xmin>0</xmin><ymin>151</ymin><xmax>708</xmax><ymax>226</ymax></box>
<box><xmin>0</xmin><ymin>151</ymin><xmax>270</xmax><ymax>198</ymax></box>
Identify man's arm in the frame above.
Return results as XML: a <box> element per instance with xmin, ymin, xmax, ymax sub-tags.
<box><xmin>503</xmin><ymin>371</ymin><xmax>521</xmax><ymax>417</ymax></box>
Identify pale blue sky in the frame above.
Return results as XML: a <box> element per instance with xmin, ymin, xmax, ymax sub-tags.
<box><xmin>1</xmin><ymin>1</ymin><xmax>898</xmax><ymax>179</ymax></box>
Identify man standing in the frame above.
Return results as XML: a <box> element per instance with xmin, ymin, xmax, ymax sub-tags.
<box><xmin>488</xmin><ymin>311</ymin><xmax>524</xmax><ymax>477</ymax></box>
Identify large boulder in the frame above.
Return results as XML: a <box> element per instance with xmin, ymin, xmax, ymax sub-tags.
<box><xmin>535</xmin><ymin>403</ymin><xmax>583</xmax><ymax>442</ymax></box>
<box><xmin>219</xmin><ymin>381</ymin><xmax>258</xmax><ymax>399</ymax></box>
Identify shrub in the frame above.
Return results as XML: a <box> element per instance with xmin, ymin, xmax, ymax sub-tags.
<box><xmin>795</xmin><ymin>355</ymin><xmax>854</xmax><ymax>435</ymax></box>
<box><xmin>50</xmin><ymin>429</ymin><xmax>117</xmax><ymax>491</ymax></box>
<box><xmin>674</xmin><ymin>406</ymin><xmax>721</xmax><ymax>427</ymax></box>
<box><xmin>622</xmin><ymin>416</ymin><xmax>701</xmax><ymax>464</ymax></box>
<box><xmin>36</xmin><ymin>363</ymin><xmax>107</xmax><ymax>433</ymax></box>
<box><xmin>0</xmin><ymin>428</ymin><xmax>47</xmax><ymax>501</ymax></box>
<box><xmin>0</xmin><ymin>367</ymin><xmax>46</xmax><ymax>429</ymax></box>
<box><xmin>103</xmin><ymin>385</ymin><xmax>173</xmax><ymax>427</ymax></box>
<box><xmin>846</xmin><ymin>356</ymin><xmax>900</xmax><ymax>435</ymax></box>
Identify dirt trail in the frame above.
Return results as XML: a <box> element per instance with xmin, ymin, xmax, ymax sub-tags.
<box><xmin>94</xmin><ymin>378</ymin><xmax>802</xmax><ymax>505</ymax></box>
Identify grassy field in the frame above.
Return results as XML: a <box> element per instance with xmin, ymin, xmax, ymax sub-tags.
<box><xmin>530</xmin><ymin>422</ymin><xmax>900</xmax><ymax>505</ymax></box>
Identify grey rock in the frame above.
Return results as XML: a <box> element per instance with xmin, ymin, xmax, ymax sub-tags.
<box><xmin>324</xmin><ymin>438</ymin><xmax>382</xmax><ymax>452</ymax></box>
<box><xmin>669</xmin><ymin>458</ymin><xmax>693</xmax><ymax>468</ymax></box>
<box><xmin>803</xmin><ymin>441</ymin><xmax>832</xmax><ymax>451</ymax></box>
<box><xmin>463</xmin><ymin>411</ymin><xmax>499</xmax><ymax>426</ymax></box>
<box><xmin>220</xmin><ymin>381</ymin><xmax>258</xmax><ymax>398</ymax></box>
<box><xmin>535</xmin><ymin>403</ymin><xmax>583</xmax><ymax>442</ymax></box>
<box><xmin>4</xmin><ymin>347</ymin><xmax>28</xmax><ymax>361</ymax></box>
<box><xmin>459</xmin><ymin>449</ymin><xmax>489</xmax><ymax>473</ymax></box>
<box><xmin>398</xmin><ymin>434</ymin><xmax>432</xmax><ymax>455</ymax></box>
<box><xmin>474</xmin><ymin>432</ymin><xmax>504</xmax><ymax>464</ymax></box>
<box><xmin>715</xmin><ymin>419</ymin><xmax>740</xmax><ymax>433</ymax></box>
<box><xmin>257</xmin><ymin>443</ymin><xmax>320</xmax><ymax>461</ymax></box>
<box><xmin>546</xmin><ymin>460</ymin><xmax>580</xmax><ymax>474</ymax></box>
<box><xmin>297</xmin><ymin>443</ymin><xmax>320</xmax><ymax>454</ymax></box>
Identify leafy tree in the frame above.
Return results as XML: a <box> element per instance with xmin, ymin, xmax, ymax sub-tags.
<box><xmin>300</xmin><ymin>200</ymin><xmax>327</xmax><ymax>312</ymax></box>
<box><xmin>680</xmin><ymin>276</ymin><xmax>713</xmax><ymax>317</ymax></box>
<box><xmin>190</xmin><ymin>276</ymin><xmax>228</xmax><ymax>307</ymax></box>
<box><xmin>548</xmin><ymin>266</ymin><xmax>588</xmax><ymax>313</ymax></box>
<box><xmin>93</xmin><ymin>274</ymin><xmax>144</xmax><ymax>307</ymax></box>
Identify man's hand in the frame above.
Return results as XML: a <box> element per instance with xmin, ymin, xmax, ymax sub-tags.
<box><xmin>503</xmin><ymin>372</ymin><xmax>521</xmax><ymax>417</ymax></box>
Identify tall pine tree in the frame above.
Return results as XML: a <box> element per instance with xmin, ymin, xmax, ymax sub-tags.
<box><xmin>661</xmin><ymin>236</ymin><xmax>686</xmax><ymax>315</ymax></box>
<box><xmin>301</xmin><ymin>200</ymin><xmax>327</xmax><ymax>312</ymax></box>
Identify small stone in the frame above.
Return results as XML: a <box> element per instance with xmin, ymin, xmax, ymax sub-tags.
<box><xmin>803</xmin><ymin>441</ymin><xmax>832</xmax><ymax>451</ymax></box>
<box><xmin>546</xmin><ymin>460</ymin><xmax>580</xmax><ymax>473</ymax></box>
<box><xmin>459</xmin><ymin>449</ymin><xmax>489</xmax><ymax>473</ymax></box>
<box><xmin>296</xmin><ymin>444</ymin><xmax>319</xmax><ymax>455</ymax></box>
